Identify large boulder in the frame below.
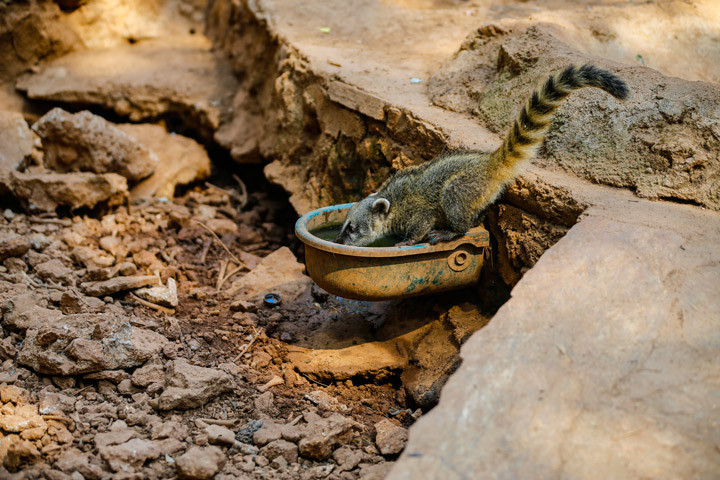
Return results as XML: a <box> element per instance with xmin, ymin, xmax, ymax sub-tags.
<box><xmin>428</xmin><ymin>25</ymin><xmax>720</xmax><ymax>210</ymax></box>
<box><xmin>389</xmin><ymin>200</ymin><xmax>720</xmax><ymax>479</ymax></box>
<box><xmin>0</xmin><ymin>170</ymin><xmax>128</xmax><ymax>212</ymax></box>
<box><xmin>16</xmin><ymin>36</ymin><xmax>238</xmax><ymax>142</ymax></box>
<box><xmin>32</xmin><ymin>108</ymin><xmax>157</xmax><ymax>182</ymax></box>
<box><xmin>117</xmin><ymin>123</ymin><xmax>211</xmax><ymax>199</ymax></box>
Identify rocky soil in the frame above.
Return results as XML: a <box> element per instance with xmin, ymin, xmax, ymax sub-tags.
<box><xmin>0</xmin><ymin>168</ymin><xmax>434</xmax><ymax>478</ymax></box>
<box><xmin>1</xmin><ymin>0</ymin><xmax>719</xmax><ymax>479</ymax></box>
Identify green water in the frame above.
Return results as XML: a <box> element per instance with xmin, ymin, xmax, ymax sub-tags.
<box><xmin>310</xmin><ymin>224</ymin><xmax>403</xmax><ymax>247</ymax></box>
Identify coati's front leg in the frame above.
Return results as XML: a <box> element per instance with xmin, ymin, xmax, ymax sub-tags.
<box><xmin>395</xmin><ymin>211</ymin><xmax>435</xmax><ymax>246</ymax></box>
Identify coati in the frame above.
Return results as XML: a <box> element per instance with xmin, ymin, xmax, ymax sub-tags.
<box><xmin>334</xmin><ymin>64</ymin><xmax>628</xmax><ymax>247</ymax></box>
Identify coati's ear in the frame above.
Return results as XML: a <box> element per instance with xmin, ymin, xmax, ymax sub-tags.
<box><xmin>368</xmin><ymin>191</ymin><xmax>378</xmax><ymax>197</ymax></box>
<box><xmin>371</xmin><ymin>198</ymin><xmax>390</xmax><ymax>216</ymax></box>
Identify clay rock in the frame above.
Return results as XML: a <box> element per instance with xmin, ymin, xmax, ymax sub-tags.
<box><xmin>0</xmin><ymin>404</ymin><xmax>46</xmax><ymax>434</ymax></box>
<box><xmin>287</xmin><ymin>340</ymin><xmax>408</xmax><ymax>383</ymax></box>
<box><xmin>0</xmin><ymin>236</ymin><xmax>31</xmax><ymax>261</ymax></box>
<box><xmin>261</xmin><ymin>439</ymin><xmax>298</xmax><ymax>464</ymax></box>
<box><xmin>16</xmin><ymin>37</ymin><xmax>237</xmax><ymax>142</ymax></box>
<box><xmin>117</xmin><ymin>123</ymin><xmax>211</xmax><ymax>199</ymax></box>
<box><xmin>98</xmin><ymin>235</ymin><xmax>121</xmax><ymax>256</ymax></box>
<box><xmin>205</xmin><ymin>424</ymin><xmax>236</xmax><ymax>447</ymax></box>
<box><xmin>59</xmin><ymin>288</ymin><xmax>106</xmax><ymax>314</ymax></box>
<box><xmin>98</xmin><ymin>438</ymin><xmax>160</xmax><ymax>472</ymax></box>
<box><xmin>55</xmin><ymin>448</ymin><xmax>104</xmax><ymax>480</ymax></box>
<box><xmin>32</xmin><ymin>108</ymin><xmax>156</xmax><ymax>182</ymax></box>
<box><xmin>34</xmin><ymin>259</ymin><xmax>73</xmax><ymax>284</ymax></box>
<box><xmin>252</xmin><ymin>420</ymin><xmax>283</xmax><ymax>447</ymax></box>
<box><xmin>37</xmin><ymin>391</ymin><xmax>76</xmax><ymax>415</ymax></box>
<box><xmin>304</xmin><ymin>390</ymin><xmax>349</xmax><ymax>413</ymax></box>
<box><xmin>2</xmin><ymin>292</ymin><xmax>64</xmax><ymax>332</ymax></box>
<box><xmin>131</xmin><ymin>360</ymin><xmax>165</xmax><ymax>388</ymax></box>
<box><xmin>298</xmin><ymin>413</ymin><xmax>361</xmax><ymax>461</ymax></box>
<box><xmin>0</xmin><ymin>110</ymin><xmax>39</xmax><ymax>171</ymax></box>
<box><xmin>360</xmin><ymin>463</ymin><xmax>394</xmax><ymax>480</ymax></box>
<box><xmin>390</xmin><ymin>210</ymin><xmax>720</xmax><ymax>479</ymax></box>
<box><xmin>176</xmin><ymin>445</ymin><xmax>227</xmax><ymax>480</ymax></box>
<box><xmin>155</xmin><ymin>359</ymin><xmax>233</xmax><ymax>410</ymax></box>
<box><xmin>1</xmin><ymin>435</ymin><xmax>40</xmax><ymax>472</ymax></box>
<box><xmin>0</xmin><ymin>170</ymin><xmax>127</xmax><ymax>212</ymax></box>
<box><xmin>17</xmin><ymin>312</ymin><xmax>168</xmax><ymax>375</ymax></box>
<box><xmin>333</xmin><ymin>446</ymin><xmax>363</xmax><ymax>472</ymax></box>
<box><xmin>0</xmin><ymin>385</ymin><xmax>25</xmax><ymax>405</ymax></box>
<box><xmin>204</xmin><ymin>218</ymin><xmax>238</xmax><ymax>236</ymax></box>
<box><xmin>374</xmin><ymin>419</ymin><xmax>407</xmax><ymax>455</ymax></box>
<box><xmin>94</xmin><ymin>428</ymin><xmax>138</xmax><ymax>449</ymax></box>
<box><xmin>134</xmin><ymin>277</ymin><xmax>178</xmax><ymax>308</ymax></box>
<box><xmin>226</xmin><ymin>246</ymin><xmax>313</xmax><ymax>303</ymax></box>
<box><xmin>151</xmin><ymin>419</ymin><xmax>188</xmax><ymax>440</ymax></box>
<box><xmin>81</xmin><ymin>275</ymin><xmax>158</xmax><ymax>297</ymax></box>
<box><xmin>71</xmin><ymin>246</ymin><xmax>116</xmax><ymax>268</ymax></box>
<box><xmin>229</xmin><ymin>299</ymin><xmax>257</xmax><ymax>313</ymax></box>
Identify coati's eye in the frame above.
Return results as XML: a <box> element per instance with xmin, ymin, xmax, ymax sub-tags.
<box><xmin>347</xmin><ymin>224</ymin><xmax>356</xmax><ymax>234</ymax></box>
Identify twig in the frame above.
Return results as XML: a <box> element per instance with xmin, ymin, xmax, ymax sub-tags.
<box><xmin>232</xmin><ymin>327</ymin><xmax>259</xmax><ymax>363</ymax></box>
<box><xmin>21</xmin><ymin>272</ymin><xmax>43</xmax><ymax>289</ymax></box>
<box><xmin>304</xmin><ymin>375</ymin><xmax>329</xmax><ymax>388</ymax></box>
<box><xmin>216</xmin><ymin>263</ymin><xmax>244</xmax><ymax>292</ymax></box>
<box><xmin>216</xmin><ymin>259</ymin><xmax>228</xmax><ymax>290</ymax></box>
<box><xmin>232</xmin><ymin>174</ymin><xmax>249</xmax><ymax>209</ymax></box>
<box><xmin>199</xmin><ymin>237</ymin><xmax>212</xmax><ymax>264</ymax></box>
<box><xmin>130</xmin><ymin>293</ymin><xmax>175</xmax><ymax>315</ymax></box>
<box><xmin>288</xmin><ymin>414</ymin><xmax>303</xmax><ymax>426</ymax></box>
<box><xmin>194</xmin><ymin>220</ymin><xmax>244</xmax><ymax>267</ymax></box>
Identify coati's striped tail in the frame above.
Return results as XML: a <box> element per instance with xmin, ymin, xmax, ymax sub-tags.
<box><xmin>490</xmin><ymin>64</ymin><xmax>628</xmax><ymax>171</ymax></box>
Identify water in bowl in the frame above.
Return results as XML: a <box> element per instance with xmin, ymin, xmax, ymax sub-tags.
<box><xmin>310</xmin><ymin>224</ymin><xmax>403</xmax><ymax>247</ymax></box>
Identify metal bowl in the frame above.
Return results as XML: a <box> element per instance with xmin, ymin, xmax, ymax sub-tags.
<box><xmin>295</xmin><ymin>203</ymin><xmax>490</xmax><ymax>301</ymax></box>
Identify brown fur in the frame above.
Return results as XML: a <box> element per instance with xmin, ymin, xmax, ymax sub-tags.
<box><xmin>335</xmin><ymin>64</ymin><xmax>628</xmax><ymax>247</ymax></box>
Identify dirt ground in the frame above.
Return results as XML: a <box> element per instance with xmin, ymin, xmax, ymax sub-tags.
<box><xmin>0</xmin><ymin>172</ymin><xmax>427</xmax><ymax>479</ymax></box>
<box><xmin>0</xmin><ymin>0</ymin><xmax>718</xmax><ymax>479</ymax></box>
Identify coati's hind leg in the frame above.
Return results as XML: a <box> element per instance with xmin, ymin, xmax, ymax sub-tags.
<box><xmin>439</xmin><ymin>172</ymin><xmax>487</xmax><ymax>241</ymax></box>
<box><xmin>426</xmin><ymin>230</ymin><xmax>460</xmax><ymax>245</ymax></box>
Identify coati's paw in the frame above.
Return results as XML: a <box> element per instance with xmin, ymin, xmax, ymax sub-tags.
<box><xmin>396</xmin><ymin>239</ymin><xmax>419</xmax><ymax>247</ymax></box>
<box><xmin>426</xmin><ymin>230</ymin><xmax>459</xmax><ymax>245</ymax></box>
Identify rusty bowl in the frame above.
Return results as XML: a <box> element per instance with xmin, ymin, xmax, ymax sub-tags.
<box><xmin>295</xmin><ymin>203</ymin><xmax>490</xmax><ymax>301</ymax></box>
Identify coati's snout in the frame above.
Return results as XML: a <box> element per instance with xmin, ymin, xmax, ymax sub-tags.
<box><xmin>334</xmin><ymin>197</ymin><xmax>391</xmax><ymax>246</ymax></box>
